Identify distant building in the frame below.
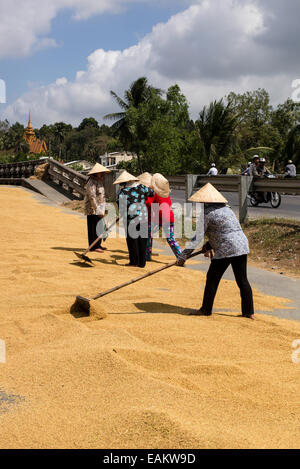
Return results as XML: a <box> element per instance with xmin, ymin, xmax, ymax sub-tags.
<box><xmin>24</xmin><ymin>113</ymin><xmax>47</xmax><ymax>154</ymax></box>
<box><xmin>98</xmin><ymin>151</ymin><xmax>136</xmax><ymax>168</ymax></box>
<box><xmin>64</xmin><ymin>160</ymin><xmax>93</xmax><ymax>171</ymax></box>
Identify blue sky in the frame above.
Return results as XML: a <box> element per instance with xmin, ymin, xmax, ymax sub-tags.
<box><xmin>1</xmin><ymin>3</ymin><xmax>183</xmax><ymax>105</ymax></box>
<box><xmin>1</xmin><ymin>0</ymin><xmax>299</xmax><ymax>127</ymax></box>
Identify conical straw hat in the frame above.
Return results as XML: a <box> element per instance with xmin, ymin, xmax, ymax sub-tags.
<box><xmin>138</xmin><ymin>172</ymin><xmax>152</xmax><ymax>187</ymax></box>
<box><xmin>88</xmin><ymin>163</ymin><xmax>111</xmax><ymax>175</ymax></box>
<box><xmin>113</xmin><ymin>170</ymin><xmax>139</xmax><ymax>185</ymax></box>
<box><xmin>189</xmin><ymin>183</ymin><xmax>228</xmax><ymax>203</ymax></box>
<box><xmin>151</xmin><ymin>173</ymin><xmax>170</xmax><ymax>198</ymax></box>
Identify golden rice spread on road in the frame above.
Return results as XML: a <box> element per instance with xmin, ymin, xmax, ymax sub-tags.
<box><xmin>1</xmin><ymin>187</ymin><xmax>300</xmax><ymax>449</ymax></box>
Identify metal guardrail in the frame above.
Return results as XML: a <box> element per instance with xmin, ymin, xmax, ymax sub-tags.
<box><xmin>253</xmin><ymin>178</ymin><xmax>300</xmax><ymax>194</ymax></box>
<box><xmin>186</xmin><ymin>174</ymin><xmax>300</xmax><ymax>223</ymax></box>
<box><xmin>167</xmin><ymin>176</ymin><xmax>186</xmax><ymax>190</ymax></box>
<box><xmin>192</xmin><ymin>175</ymin><xmax>300</xmax><ymax>195</ymax></box>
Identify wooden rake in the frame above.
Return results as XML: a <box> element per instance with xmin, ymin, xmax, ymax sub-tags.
<box><xmin>74</xmin><ymin>217</ymin><xmax>120</xmax><ymax>264</ymax></box>
<box><xmin>73</xmin><ymin>247</ymin><xmax>205</xmax><ymax>315</ymax></box>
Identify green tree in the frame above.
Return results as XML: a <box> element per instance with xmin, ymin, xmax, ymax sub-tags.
<box><xmin>228</xmin><ymin>89</ymin><xmax>272</xmax><ymax>128</ymax></box>
<box><xmin>52</xmin><ymin>122</ymin><xmax>72</xmax><ymax>159</ymax></box>
<box><xmin>77</xmin><ymin>117</ymin><xmax>99</xmax><ymax>132</ymax></box>
<box><xmin>285</xmin><ymin>124</ymin><xmax>300</xmax><ymax>169</ymax></box>
<box><xmin>270</xmin><ymin>99</ymin><xmax>300</xmax><ymax>170</ymax></box>
<box><xmin>4</xmin><ymin>122</ymin><xmax>25</xmax><ymax>152</ymax></box>
<box><xmin>38</xmin><ymin>124</ymin><xmax>55</xmax><ymax>155</ymax></box>
<box><xmin>124</xmin><ymin>84</ymin><xmax>199</xmax><ymax>174</ymax></box>
<box><xmin>104</xmin><ymin>77</ymin><xmax>163</xmax><ymax>170</ymax></box>
<box><xmin>196</xmin><ymin>99</ymin><xmax>239</xmax><ymax>172</ymax></box>
<box><xmin>226</xmin><ymin>89</ymin><xmax>282</xmax><ymax>170</ymax></box>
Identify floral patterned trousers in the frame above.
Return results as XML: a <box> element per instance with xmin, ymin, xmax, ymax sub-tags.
<box><xmin>146</xmin><ymin>222</ymin><xmax>182</xmax><ymax>260</ymax></box>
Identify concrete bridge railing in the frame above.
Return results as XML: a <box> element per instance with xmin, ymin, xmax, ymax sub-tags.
<box><xmin>0</xmin><ymin>158</ymin><xmax>120</xmax><ymax>201</ymax></box>
<box><xmin>0</xmin><ymin>159</ymin><xmax>46</xmax><ymax>179</ymax></box>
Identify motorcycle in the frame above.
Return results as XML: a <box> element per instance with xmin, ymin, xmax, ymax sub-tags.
<box><xmin>248</xmin><ymin>174</ymin><xmax>281</xmax><ymax>208</ymax></box>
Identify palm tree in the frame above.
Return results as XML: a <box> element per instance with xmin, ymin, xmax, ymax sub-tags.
<box><xmin>104</xmin><ymin>77</ymin><xmax>162</xmax><ymax>171</ymax></box>
<box><xmin>196</xmin><ymin>99</ymin><xmax>239</xmax><ymax>172</ymax></box>
<box><xmin>53</xmin><ymin>122</ymin><xmax>72</xmax><ymax>159</ymax></box>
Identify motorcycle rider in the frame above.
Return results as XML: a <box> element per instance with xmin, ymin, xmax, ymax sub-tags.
<box><xmin>257</xmin><ymin>157</ymin><xmax>272</xmax><ymax>177</ymax></box>
<box><xmin>285</xmin><ymin>160</ymin><xmax>297</xmax><ymax>178</ymax></box>
<box><xmin>255</xmin><ymin>158</ymin><xmax>272</xmax><ymax>203</ymax></box>
<box><xmin>249</xmin><ymin>155</ymin><xmax>260</xmax><ymax>177</ymax></box>
<box><xmin>207</xmin><ymin>163</ymin><xmax>218</xmax><ymax>176</ymax></box>
<box><xmin>242</xmin><ymin>162</ymin><xmax>251</xmax><ymax>176</ymax></box>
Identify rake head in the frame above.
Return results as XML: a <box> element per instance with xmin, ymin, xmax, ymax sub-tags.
<box><xmin>71</xmin><ymin>295</ymin><xmax>91</xmax><ymax>315</ymax></box>
<box><xmin>74</xmin><ymin>251</ymin><xmax>93</xmax><ymax>264</ymax></box>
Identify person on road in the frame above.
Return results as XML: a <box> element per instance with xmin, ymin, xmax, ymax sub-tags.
<box><xmin>207</xmin><ymin>163</ymin><xmax>218</xmax><ymax>176</ymax></box>
<box><xmin>257</xmin><ymin>157</ymin><xmax>272</xmax><ymax>177</ymax></box>
<box><xmin>249</xmin><ymin>155</ymin><xmax>260</xmax><ymax>177</ymax></box>
<box><xmin>84</xmin><ymin>163</ymin><xmax>111</xmax><ymax>253</ymax></box>
<box><xmin>285</xmin><ymin>160</ymin><xmax>297</xmax><ymax>178</ymax></box>
<box><xmin>177</xmin><ymin>183</ymin><xmax>254</xmax><ymax>320</ymax></box>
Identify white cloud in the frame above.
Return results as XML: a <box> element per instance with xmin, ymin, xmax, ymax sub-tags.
<box><xmin>2</xmin><ymin>0</ymin><xmax>300</xmax><ymax>126</ymax></box>
<box><xmin>0</xmin><ymin>0</ymin><xmax>151</xmax><ymax>58</ymax></box>
<box><xmin>0</xmin><ymin>1</ymin><xmax>57</xmax><ymax>58</ymax></box>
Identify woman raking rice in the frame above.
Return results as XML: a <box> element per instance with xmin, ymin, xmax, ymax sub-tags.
<box><xmin>84</xmin><ymin>163</ymin><xmax>111</xmax><ymax>253</ymax></box>
<box><xmin>178</xmin><ymin>183</ymin><xmax>255</xmax><ymax>320</ymax></box>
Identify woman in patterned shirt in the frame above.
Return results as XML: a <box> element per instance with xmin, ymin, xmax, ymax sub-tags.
<box><xmin>84</xmin><ymin>163</ymin><xmax>111</xmax><ymax>253</ymax></box>
<box><xmin>178</xmin><ymin>183</ymin><xmax>254</xmax><ymax>320</ymax></box>
<box><xmin>114</xmin><ymin>170</ymin><xmax>154</xmax><ymax>268</ymax></box>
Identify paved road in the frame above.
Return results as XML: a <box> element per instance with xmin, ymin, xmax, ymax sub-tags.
<box><xmin>171</xmin><ymin>189</ymin><xmax>300</xmax><ymax>220</ymax></box>
<box><xmin>156</xmin><ymin>241</ymin><xmax>300</xmax><ymax>321</ymax></box>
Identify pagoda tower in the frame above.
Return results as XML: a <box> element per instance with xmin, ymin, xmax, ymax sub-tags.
<box><xmin>24</xmin><ymin>112</ymin><xmax>36</xmax><ymax>144</ymax></box>
<box><xmin>23</xmin><ymin>113</ymin><xmax>47</xmax><ymax>154</ymax></box>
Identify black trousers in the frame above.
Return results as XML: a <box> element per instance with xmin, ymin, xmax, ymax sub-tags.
<box><xmin>87</xmin><ymin>215</ymin><xmax>103</xmax><ymax>251</ymax></box>
<box><xmin>126</xmin><ymin>221</ymin><xmax>147</xmax><ymax>268</ymax></box>
<box><xmin>201</xmin><ymin>255</ymin><xmax>254</xmax><ymax>316</ymax></box>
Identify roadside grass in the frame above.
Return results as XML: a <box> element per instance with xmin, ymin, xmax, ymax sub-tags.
<box><xmin>243</xmin><ymin>218</ymin><xmax>300</xmax><ymax>276</ymax></box>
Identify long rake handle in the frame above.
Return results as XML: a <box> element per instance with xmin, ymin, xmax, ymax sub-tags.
<box><xmin>90</xmin><ymin>248</ymin><xmax>205</xmax><ymax>301</ymax></box>
<box><xmin>84</xmin><ymin>217</ymin><xmax>120</xmax><ymax>255</ymax></box>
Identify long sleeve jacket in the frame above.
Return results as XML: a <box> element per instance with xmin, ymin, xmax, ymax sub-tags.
<box><xmin>84</xmin><ymin>178</ymin><xmax>106</xmax><ymax>216</ymax></box>
<box><xmin>183</xmin><ymin>204</ymin><xmax>249</xmax><ymax>260</ymax></box>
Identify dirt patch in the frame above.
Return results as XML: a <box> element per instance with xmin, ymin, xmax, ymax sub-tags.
<box><xmin>62</xmin><ymin>199</ymin><xmax>85</xmax><ymax>213</ymax></box>
<box><xmin>244</xmin><ymin>218</ymin><xmax>300</xmax><ymax>278</ymax></box>
<box><xmin>0</xmin><ymin>390</ymin><xmax>24</xmax><ymax>414</ymax></box>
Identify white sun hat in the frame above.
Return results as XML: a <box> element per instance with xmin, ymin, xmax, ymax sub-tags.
<box><xmin>138</xmin><ymin>172</ymin><xmax>152</xmax><ymax>187</ymax></box>
<box><xmin>151</xmin><ymin>173</ymin><xmax>170</xmax><ymax>198</ymax></box>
